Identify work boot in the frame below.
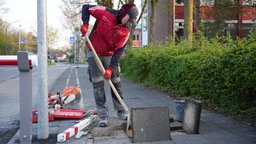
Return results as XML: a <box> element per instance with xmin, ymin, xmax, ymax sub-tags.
<box><xmin>99</xmin><ymin>117</ymin><xmax>108</xmax><ymax>127</ymax></box>
<box><xmin>117</xmin><ymin>110</ymin><xmax>128</xmax><ymax>120</ymax></box>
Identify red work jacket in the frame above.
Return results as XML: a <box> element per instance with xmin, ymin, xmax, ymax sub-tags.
<box><xmin>83</xmin><ymin>5</ymin><xmax>130</xmax><ymax>56</ymax></box>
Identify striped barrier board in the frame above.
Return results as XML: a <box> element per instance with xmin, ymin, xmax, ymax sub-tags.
<box><xmin>57</xmin><ymin>114</ymin><xmax>98</xmax><ymax>142</ymax></box>
<box><xmin>0</xmin><ymin>55</ymin><xmax>38</xmax><ymax>67</ymax></box>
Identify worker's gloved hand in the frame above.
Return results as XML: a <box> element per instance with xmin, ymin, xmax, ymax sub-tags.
<box><xmin>104</xmin><ymin>67</ymin><xmax>113</xmax><ymax>79</ymax></box>
<box><xmin>80</xmin><ymin>23</ymin><xmax>89</xmax><ymax>36</ymax></box>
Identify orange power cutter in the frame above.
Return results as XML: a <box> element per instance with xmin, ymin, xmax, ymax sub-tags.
<box><xmin>32</xmin><ymin>86</ymin><xmax>97</xmax><ymax>123</ymax></box>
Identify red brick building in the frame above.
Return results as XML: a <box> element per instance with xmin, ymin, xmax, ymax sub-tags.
<box><xmin>146</xmin><ymin>0</ymin><xmax>256</xmax><ymax>44</ymax></box>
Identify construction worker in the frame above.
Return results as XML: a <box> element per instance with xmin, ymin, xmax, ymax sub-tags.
<box><xmin>80</xmin><ymin>3</ymin><xmax>139</xmax><ymax>127</ymax></box>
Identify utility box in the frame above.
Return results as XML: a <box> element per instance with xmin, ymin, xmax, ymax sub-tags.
<box><xmin>131</xmin><ymin>107</ymin><xmax>171</xmax><ymax>143</ymax></box>
<box><xmin>182</xmin><ymin>99</ymin><xmax>202</xmax><ymax>134</ymax></box>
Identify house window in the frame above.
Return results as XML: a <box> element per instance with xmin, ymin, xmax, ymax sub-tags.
<box><xmin>176</xmin><ymin>0</ymin><xmax>184</xmax><ymax>5</ymax></box>
<box><xmin>133</xmin><ymin>33</ymin><xmax>139</xmax><ymax>41</ymax></box>
<box><xmin>243</xmin><ymin>0</ymin><xmax>256</xmax><ymax>6</ymax></box>
<box><xmin>200</xmin><ymin>0</ymin><xmax>214</xmax><ymax>6</ymax></box>
<box><xmin>176</xmin><ymin>0</ymin><xmax>216</xmax><ymax>6</ymax></box>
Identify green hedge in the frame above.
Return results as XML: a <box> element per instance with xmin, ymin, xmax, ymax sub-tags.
<box><xmin>120</xmin><ymin>32</ymin><xmax>256</xmax><ymax>117</ymax></box>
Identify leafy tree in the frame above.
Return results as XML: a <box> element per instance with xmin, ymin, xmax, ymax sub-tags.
<box><xmin>199</xmin><ymin>0</ymin><xmax>241</xmax><ymax>38</ymax></box>
<box><xmin>0</xmin><ymin>2</ymin><xmax>37</xmax><ymax>55</ymax></box>
<box><xmin>6</xmin><ymin>32</ymin><xmax>18</xmax><ymax>54</ymax></box>
<box><xmin>0</xmin><ymin>27</ymin><xmax>5</xmax><ymax>54</ymax></box>
<box><xmin>0</xmin><ymin>19</ymin><xmax>19</xmax><ymax>54</ymax></box>
<box><xmin>96</xmin><ymin>0</ymin><xmax>113</xmax><ymax>7</ymax></box>
<box><xmin>47</xmin><ymin>25</ymin><xmax>60</xmax><ymax>51</ymax></box>
<box><xmin>46</xmin><ymin>26</ymin><xmax>60</xmax><ymax>61</ymax></box>
<box><xmin>60</xmin><ymin>0</ymin><xmax>84</xmax><ymax>33</ymax></box>
<box><xmin>26</xmin><ymin>32</ymin><xmax>37</xmax><ymax>54</ymax></box>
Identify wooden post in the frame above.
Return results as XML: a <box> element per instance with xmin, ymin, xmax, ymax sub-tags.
<box><xmin>184</xmin><ymin>0</ymin><xmax>193</xmax><ymax>47</ymax></box>
<box><xmin>238</xmin><ymin>0</ymin><xmax>243</xmax><ymax>39</ymax></box>
<box><xmin>168</xmin><ymin>0</ymin><xmax>175</xmax><ymax>42</ymax></box>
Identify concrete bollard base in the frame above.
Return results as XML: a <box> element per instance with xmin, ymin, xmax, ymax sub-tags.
<box><xmin>182</xmin><ymin>99</ymin><xmax>202</xmax><ymax>134</ymax></box>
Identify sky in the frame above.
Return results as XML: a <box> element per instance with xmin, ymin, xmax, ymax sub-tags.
<box><xmin>2</xmin><ymin>0</ymin><xmax>142</xmax><ymax>48</ymax></box>
<box><xmin>2</xmin><ymin>0</ymin><xmax>71</xmax><ymax>48</ymax></box>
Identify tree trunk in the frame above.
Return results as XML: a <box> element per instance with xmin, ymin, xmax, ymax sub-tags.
<box><xmin>195</xmin><ymin>0</ymin><xmax>201</xmax><ymax>33</ymax></box>
<box><xmin>237</xmin><ymin>0</ymin><xmax>242</xmax><ymax>39</ymax></box>
<box><xmin>184</xmin><ymin>0</ymin><xmax>193</xmax><ymax>47</ymax></box>
<box><xmin>149</xmin><ymin>0</ymin><xmax>158</xmax><ymax>45</ymax></box>
<box><xmin>168</xmin><ymin>0</ymin><xmax>175</xmax><ymax>43</ymax></box>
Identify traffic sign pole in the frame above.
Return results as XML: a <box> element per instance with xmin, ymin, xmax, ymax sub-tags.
<box><xmin>74</xmin><ymin>27</ymin><xmax>80</xmax><ymax>68</ymax></box>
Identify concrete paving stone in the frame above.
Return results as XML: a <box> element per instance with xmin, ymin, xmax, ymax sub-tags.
<box><xmin>131</xmin><ymin>107</ymin><xmax>171</xmax><ymax>143</ymax></box>
<box><xmin>134</xmin><ymin>140</ymin><xmax>174</xmax><ymax>144</ymax></box>
<box><xmin>94</xmin><ymin>137</ymin><xmax>132</xmax><ymax>144</ymax></box>
<box><xmin>206</xmin><ymin>135</ymin><xmax>253</xmax><ymax>144</ymax></box>
<box><xmin>170</xmin><ymin>121</ymin><xmax>182</xmax><ymax>130</ymax></box>
<box><xmin>6</xmin><ymin>65</ymin><xmax>256</xmax><ymax>144</ymax></box>
<box><xmin>94</xmin><ymin>130</ymin><xmax>132</xmax><ymax>143</ymax></box>
<box><xmin>199</xmin><ymin>120</ymin><xmax>256</xmax><ymax>144</ymax></box>
<box><xmin>31</xmin><ymin>125</ymin><xmax>58</xmax><ymax>135</ymax></box>
<box><xmin>172</xmin><ymin>134</ymin><xmax>214</xmax><ymax>144</ymax></box>
<box><xmin>171</xmin><ymin>130</ymin><xmax>187</xmax><ymax>136</ymax></box>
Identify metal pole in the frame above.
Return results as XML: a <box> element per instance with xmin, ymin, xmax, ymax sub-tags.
<box><xmin>74</xmin><ymin>35</ymin><xmax>77</xmax><ymax>65</ymax></box>
<box><xmin>74</xmin><ymin>27</ymin><xmax>80</xmax><ymax>67</ymax></box>
<box><xmin>18</xmin><ymin>51</ymin><xmax>32</xmax><ymax>144</ymax></box>
<box><xmin>19</xmin><ymin>71</ymin><xmax>32</xmax><ymax>143</ymax></box>
<box><xmin>37</xmin><ymin>0</ymin><xmax>49</xmax><ymax>139</ymax></box>
<box><xmin>76</xmin><ymin>36</ymin><xmax>79</xmax><ymax>68</ymax></box>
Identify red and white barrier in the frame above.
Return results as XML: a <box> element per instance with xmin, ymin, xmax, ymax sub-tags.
<box><xmin>57</xmin><ymin>114</ymin><xmax>98</xmax><ymax>142</ymax></box>
<box><xmin>0</xmin><ymin>55</ymin><xmax>38</xmax><ymax>66</ymax></box>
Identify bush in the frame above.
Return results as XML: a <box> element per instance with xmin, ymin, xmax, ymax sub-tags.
<box><xmin>120</xmin><ymin>32</ymin><xmax>256</xmax><ymax>119</ymax></box>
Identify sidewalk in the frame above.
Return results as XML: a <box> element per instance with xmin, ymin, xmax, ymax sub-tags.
<box><xmin>8</xmin><ymin>65</ymin><xmax>256</xmax><ymax>144</ymax></box>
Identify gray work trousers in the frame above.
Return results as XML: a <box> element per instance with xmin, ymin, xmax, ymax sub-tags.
<box><xmin>87</xmin><ymin>56</ymin><xmax>125</xmax><ymax>119</ymax></box>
